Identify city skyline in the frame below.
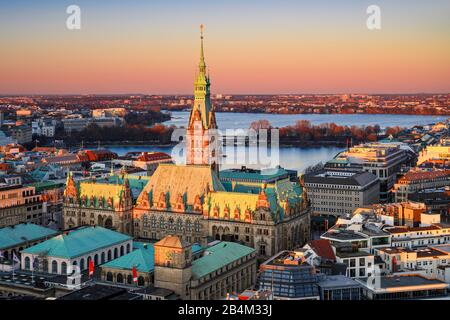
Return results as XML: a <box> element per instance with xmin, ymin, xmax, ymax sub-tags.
<box><xmin>0</xmin><ymin>0</ymin><xmax>449</xmax><ymax>95</ymax></box>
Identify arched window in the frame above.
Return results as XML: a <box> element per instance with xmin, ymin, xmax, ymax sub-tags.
<box><xmin>176</xmin><ymin>218</ymin><xmax>183</xmax><ymax>231</ymax></box>
<box><xmin>143</xmin><ymin>214</ymin><xmax>149</xmax><ymax>227</ymax></box>
<box><xmin>61</xmin><ymin>262</ymin><xmax>67</xmax><ymax>275</ymax></box>
<box><xmin>194</xmin><ymin>221</ymin><xmax>201</xmax><ymax>232</ymax></box>
<box><xmin>114</xmin><ymin>248</ymin><xmax>118</xmax><ymax>259</ymax></box>
<box><xmin>43</xmin><ymin>259</ymin><xmax>49</xmax><ymax>273</ymax></box>
<box><xmin>120</xmin><ymin>246</ymin><xmax>124</xmax><ymax>256</ymax></box>
<box><xmin>186</xmin><ymin>219</ymin><xmax>192</xmax><ymax>232</ymax></box>
<box><xmin>117</xmin><ymin>273</ymin><xmax>124</xmax><ymax>283</ymax></box>
<box><xmin>127</xmin><ymin>275</ymin><xmax>133</xmax><ymax>284</ymax></box>
<box><xmin>101</xmin><ymin>252</ymin><xmax>105</xmax><ymax>264</ymax></box>
<box><xmin>52</xmin><ymin>260</ymin><xmax>58</xmax><ymax>273</ymax></box>
<box><xmin>106</xmin><ymin>272</ymin><xmax>113</xmax><ymax>282</ymax></box>
<box><xmin>94</xmin><ymin>254</ymin><xmax>99</xmax><ymax>265</ymax></box>
<box><xmin>80</xmin><ymin>258</ymin><xmax>85</xmax><ymax>270</ymax></box>
<box><xmin>168</xmin><ymin>217</ymin><xmax>174</xmax><ymax>230</ymax></box>
<box><xmin>107</xmin><ymin>250</ymin><xmax>112</xmax><ymax>261</ymax></box>
<box><xmin>126</xmin><ymin>243</ymin><xmax>131</xmax><ymax>254</ymax></box>
<box><xmin>138</xmin><ymin>276</ymin><xmax>145</xmax><ymax>286</ymax></box>
<box><xmin>24</xmin><ymin>257</ymin><xmax>31</xmax><ymax>270</ymax></box>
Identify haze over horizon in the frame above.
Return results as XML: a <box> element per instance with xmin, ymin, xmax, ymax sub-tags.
<box><xmin>0</xmin><ymin>0</ymin><xmax>449</xmax><ymax>95</ymax></box>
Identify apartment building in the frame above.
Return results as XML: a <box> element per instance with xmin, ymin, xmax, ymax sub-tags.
<box><xmin>393</xmin><ymin>169</ymin><xmax>450</xmax><ymax>202</ymax></box>
<box><xmin>375</xmin><ymin>245</ymin><xmax>450</xmax><ymax>280</ymax></box>
<box><xmin>385</xmin><ymin>224</ymin><xmax>450</xmax><ymax>248</ymax></box>
<box><xmin>0</xmin><ymin>184</ymin><xmax>43</xmax><ymax>227</ymax></box>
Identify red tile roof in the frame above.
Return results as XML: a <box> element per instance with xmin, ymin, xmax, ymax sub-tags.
<box><xmin>308</xmin><ymin>239</ymin><xmax>336</xmax><ymax>261</ymax></box>
<box><xmin>136</xmin><ymin>152</ymin><xmax>171</xmax><ymax>162</ymax></box>
<box><xmin>399</xmin><ymin>170</ymin><xmax>450</xmax><ymax>183</ymax></box>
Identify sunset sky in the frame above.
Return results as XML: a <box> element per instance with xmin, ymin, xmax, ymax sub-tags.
<box><xmin>0</xmin><ymin>0</ymin><xmax>449</xmax><ymax>94</ymax></box>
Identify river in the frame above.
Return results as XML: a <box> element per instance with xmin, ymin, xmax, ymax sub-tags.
<box><xmin>107</xmin><ymin>112</ymin><xmax>446</xmax><ymax>173</ymax></box>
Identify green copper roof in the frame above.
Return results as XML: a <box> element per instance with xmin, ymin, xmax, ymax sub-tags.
<box><xmin>102</xmin><ymin>242</ymin><xmax>154</xmax><ymax>273</ymax></box>
<box><xmin>29</xmin><ymin>181</ymin><xmax>64</xmax><ymax>192</ymax></box>
<box><xmin>220</xmin><ymin>167</ymin><xmax>290</xmax><ymax>183</ymax></box>
<box><xmin>192</xmin><ymin>242</ymin><xmax>255</xmax><ymax>280</ymax></box>
<box><xmin>22</xmin><ymin>226</ymin><xmax>131</xmax><ymax>259</ymax></box>
<box><xmin>0</xmin><ymin>223</ymin><xmax>59</xmax><ymax>250</ymax></box>
<box><xmin>101</xmin><ymin>242</ymin><xmax>204</xmax><ymax>273</ymax></box>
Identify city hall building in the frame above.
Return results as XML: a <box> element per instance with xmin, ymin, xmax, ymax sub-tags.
<box><xmin>62</xmin><ymin>27</ymin><xmax>311</xmax><ymax>260</ymax></box>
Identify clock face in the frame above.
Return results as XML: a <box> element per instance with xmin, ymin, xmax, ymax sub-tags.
<box><xmin>165</xmin><ymin>250</ymin><xmax>174</xmax><ymax>260</ymax></box>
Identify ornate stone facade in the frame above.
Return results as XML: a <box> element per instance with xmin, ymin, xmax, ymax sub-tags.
<box><xmin>62</xmin><ymin>173</ymin><xmax>133</xmax><ymax>234</ymax></box>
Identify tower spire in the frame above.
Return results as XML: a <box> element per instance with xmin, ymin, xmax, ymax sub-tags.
<box><xmin>199</xmin><ymin>24</ymin><xmax>206</xmax><ymax>74</ymax></box>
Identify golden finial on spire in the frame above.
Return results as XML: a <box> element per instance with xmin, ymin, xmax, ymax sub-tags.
<box><xmin>200</xmin><ymin>24</ymin><xmax>204</xmax><ymax>38</ymax></box>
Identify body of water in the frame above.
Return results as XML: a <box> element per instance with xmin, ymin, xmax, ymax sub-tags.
<box><xmin>163</xmin><ymin>111</ymin><xmax>447</xmax><ymax>129</ymax></box>
<box><xmin>108</xmin><ymin>112</ymin><xmax>445</xmax><ymax>173</ymax></box>
<box><xmin>107</xmin><ymin>144</ymin><xmax>343</xmax><ymax>174</ymax></box>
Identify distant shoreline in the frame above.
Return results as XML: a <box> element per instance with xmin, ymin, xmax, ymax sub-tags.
<box><xmin>163</xmin><ymin>109</ymin><xmax>450</xmax><ymax>117</ymax></box>
<box><xmin>79</xmin><ymin>140</ymin><xmax>347</xmax><ymax>149</ymax></box>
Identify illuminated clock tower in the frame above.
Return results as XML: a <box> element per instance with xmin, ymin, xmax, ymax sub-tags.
<box><xmin>186</xmin><ymin>24</ymin><xmax>219</xmax><ymax>169</ymax></box>
<box><xmin>154</xmin><ymin>235</ymin><xmax>193</xmax><ymax>299</ymax></box>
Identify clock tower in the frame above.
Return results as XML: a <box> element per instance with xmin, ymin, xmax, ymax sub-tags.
<box><xmin>186</xmin><ymin>25</ymin><xmax>219</xmax><ymax>170</ymax></box>
<box><xmin>154</xmin><ymin>235</ymin><xmax>193</xmax><ymax>299</ymax></box>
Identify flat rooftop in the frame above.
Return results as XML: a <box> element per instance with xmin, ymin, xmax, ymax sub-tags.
<box><xmin>318</xmin><ymin>275</ymin><xmax>361</xmax><ymax>289</ymax></box>
<box><xmin>58</xmin><ymin>284</ymin><xmax>130</xmax><ymax>300</ymax></box>
<box><xmin>358</xmin><ymin>275</ymin><xmax>448</xmax><ymax>291</ymax></box>
<box><xmin>322</xmin><ymin>229</ymin><xmax>367</xmax><ymax>241</ymax></box>
<box><xmin>379</xmin><ymin>275</ymin><xmax>446</xmax><ymax>289</ymax></box>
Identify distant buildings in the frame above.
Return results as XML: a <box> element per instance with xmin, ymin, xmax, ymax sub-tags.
<box><xmin>325</xmin><ymin>142</ymin><xmax>414</xmax><ymax>202</ymax></box>
<box><xmin>92</xmin><ymin>108</ymin><xmax>127</xmax><ymax>118</ymax></box>
<box><xmin>304</xmin><ymin>170</ymin><xmax>379</xmax><ymax>217</ymax></box>
<box><xmin>393</xmin><ymin>169</ymin><xmax>450</xmax><ymax>202</ymax></box>
<box><xmin>372</xmin><ymin>201</ymin><xmax>427</xmax><ymax>227</ymax></box>
<box><xmin>32</xmin><ymin>119</ymin><xmax>57</xmax><ymax>137</ymax></box>
<box><xmin>418</xmin><ymin>140</ymin><xmax>450</xmax><ymax>166</ymax></box>
<box><xmin>62</xmin><ymin>116</ymin><xmax>124</xmax><ymax>133</ymax></box>
<box><xmin>385</xmin><ymin>224</ymin><xmax>450</xmax><ymax>248</ymax></box>
<box><xmin>2</xmin><ymin>123</ymin><xmax>32</xmax><ymax>144</ymax></box>
<box><xmin>0</xmin><ymin>184</ymin><xmax>43</xmax><ymax>228</ymax></box>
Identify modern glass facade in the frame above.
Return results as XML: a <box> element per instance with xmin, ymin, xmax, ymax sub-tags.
<box><xmin>257</xmin><ymin>265</ymin><xmax>320</xmax><ymax>299</ymax></box>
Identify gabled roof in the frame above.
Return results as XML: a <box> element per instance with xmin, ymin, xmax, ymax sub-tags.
<box><xmin>155</xmin><ymin>235</ymin><xmax>190</xmax><ymax>249</ymax></box>
<box><xmin>0</xmin><ymin>223</ymin><xmax>59</xmax><ymax>250</ymax></box>
<box><xmin>22</xmin><ymin>226</ymin><xmax>131</xmax><ymax>259</ymax></box>
<box><xmin>137</xmin><ymin>164</ymin><xmax>225</xmax><ymax>207</ymax></box>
